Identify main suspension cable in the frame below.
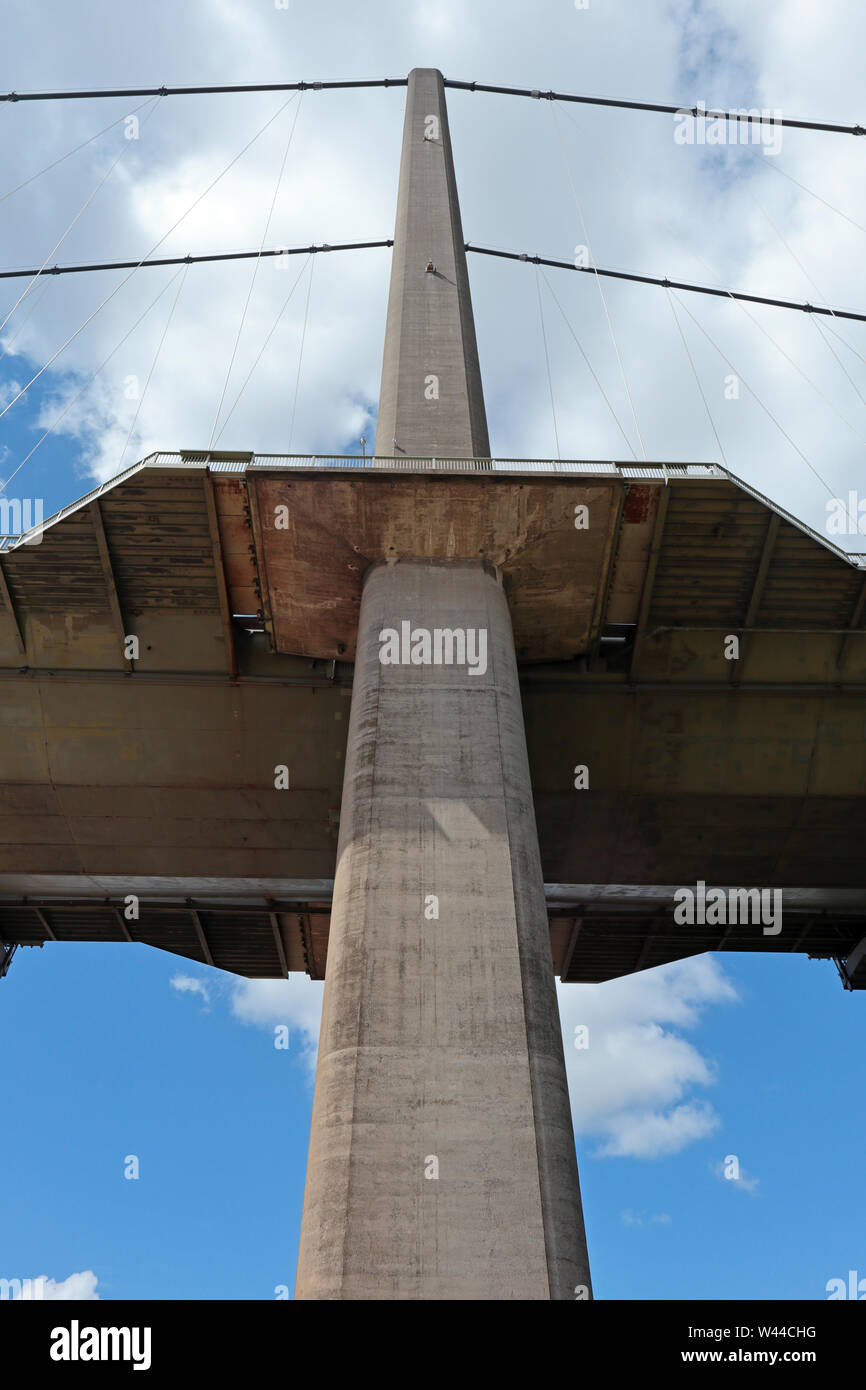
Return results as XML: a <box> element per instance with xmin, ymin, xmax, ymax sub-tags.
<box><xmin>464</xmin><ymin>245</ymin><xmax>866</xmax><ymax>323</ymax></box>
<box><xmin>2</xmin><ymin>75</ymin><xmax>861</xmax><ymax>138</ymax></box>
<box><xmin>0</xmin><ymin>240</ymin><xmax>393</xmax><ymax>281</ymax></box>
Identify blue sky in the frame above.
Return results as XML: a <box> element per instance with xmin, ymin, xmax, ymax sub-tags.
<box><xmin>2</xmin><ymin>0</ymin><xmax>866</xmax><ymax>1301</ymax></box>
<box><xmin>3</xmin><ymin>943</ymin><xmax>863</xmax><ymax>1299</ymax></box>
<box><xmin>3</xmin><ymin>946</ymin><xmax>312</xmax><ymax>1300</ymax></box>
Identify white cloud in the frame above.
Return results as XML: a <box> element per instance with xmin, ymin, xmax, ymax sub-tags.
<box><xmin>230</xmin><ymin>976</ymin><xmax>324</xmax><ymax>1069</ymax></box>
<box><xmin>558</xmin><ymin>955</ymin><xmax>738</xmax><ymax>1158</ymax></box>
<box><xmin>712</xmin><ymin>1158</ymin><xmax>761</xmax><ymax>1194</ymax></box>
<box><xmin>170</xmin><ymin>973</ymin><xmax>211</xmax><ymax>1005</ymax></box>
<box><xmin>0</xmin><ymin>378</ymin><xmax>22</xmax><ymax>411</ymax></box>
<box><xmin>169</xmin><ymin>965</ymin><xmax>323</xmax><ymax>1068</ymax></box>
<box><xmin>3</xmin><ymin>0</ymin><xmax>851</xmax><ymax>1182</ymax></box>
<box><xmin>0</xmin><ymin>0</ymin><xmax>863</xmax><ymax>545</ymax></box>
<box><xmin>621</xmin><ymin>1210</ymin><xmax>672</xmax><ymax>1227</ymax></box>
<box><xmin>15</xmin><ymin>1270</ymin><xmax>100</xmax><ymax>1300</ymax></box>
<box><xmin>600</xmin><ymin>1100</ymin><xmax>721</xmax><ymax>1158</ymax></box>
<box><xmin>171</xmin><ymin>951</ymin><xmax>736</xmax><ymax>1151</ymax></box>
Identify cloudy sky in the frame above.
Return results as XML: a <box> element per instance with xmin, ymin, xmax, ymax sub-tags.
<box><xmin>2</xmin><ymin>0</ymin><xmax>865</xmax><ymax>1302</ymax></box>
<box><xmin>2</xmin><ymin>0</ymin><xmax>866</xmax><ymax>536</ymax></box>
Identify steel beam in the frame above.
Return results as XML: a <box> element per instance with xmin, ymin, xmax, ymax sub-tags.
<box><xmin>732</xmin><ymin>512</ymin><xmax>779</xmax><ymax>686</ymax></box>
<box><xmin>629</xmin><ymin>485</ymin><xmax>670</xmax><ymax>682</ymax></box>
<box><xmin>88</xmin><ymin>500</ymin><xmax>127</xmax><ymax>658</ymax></box>
<box><xmin>0</xmin><ymin>554</ymin><xmax>25</xmax><ymax>656</ymax></box>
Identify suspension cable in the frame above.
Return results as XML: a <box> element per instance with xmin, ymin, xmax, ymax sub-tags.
<box><xmin>0</xmin><ymin>79</ymin><xmax>408</xmax><ymax>102</ymax></box>
<box><xmin>208</xmin><ymin>94</ymin><xmax>303</xmax><ymax>447</ymax></box>
<box><xmin>0</xmin><ymin>240</ymin><xmax>393</xmax><ymax>281</ymax></box>
<box><xmin>213</xmin><ymin>255</ymin><xmax>312</xmax><ymax>446</ymax></box>
<box><xmin>537</xmin><ymin>266</ymin><xmax>638</xmax><ymax>459</ymax></box>
<box><xmin>2</xmin><ymin>76</ymin><xmax>861</xmax><ymax>138</ymax></box>
<box><xmin>535</xmin><ymin>265</ymin><xmax>560</xmax><ymax>460</ymax></box>
<box><xmin>117</xmin><ymin>262</ymin><xmax>190</xmax><ymax>472</ymax></box>
<box><xmin>664</xmin><ymin>286</ymin><xmax>730</xmax><ymax>469</ymax></box>
<box><xmin>288</xmin><ymin>256</ymin><xmax>315</xmax><ymax>451</ymax></box>
<box><xmin>550</xmin><ymin>102</ymin><xmax>647</xmax><ymax>459</ymax></box>
<box><xmin>0</xmin><ymin>96</ymin><xmax>163</xmax><ymax>337</ymax></box>
<box><xmin>443</xmin><ymin>79</ymin><xmax>865</xmax><ymax>138</ymax></box>
<box><xmin>0</xmin><ymin>94</ymin><xmax>309</xmax><ymax>422</ymax></box>
<box><xmin>0</xmin><ymin>96</ymin><xmax>159</xmax><ymax>203</ymax></box>
<box><xmin>464</xmin><ymin>245</ymin><xmax>866</xmax><ymax>323</ymax></box>
<box><xmin>669</xmin><ymin>289</ymin><xmax>855</xmax><ymax>521</ymax></box>
<box><xmin>0</xmin><ymin>267</ymin><xmax>186</xmax><ymax>495</ymax></box>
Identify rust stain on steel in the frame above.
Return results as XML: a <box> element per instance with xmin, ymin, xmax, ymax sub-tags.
<box><xmin>607</xmin><ymin>485</ymin><xmax>660</xmax><ymax>627</ymax></box>
<box><xmin>212</xmin><ymin>476</ymin><xmax>262</xmax><ymax>618</ymax></box>
<box><xmin>622</xmin><ymin>485</ymin><xmax>655</xmax><ymax>524</ymax></box>
<box><xmin>245</xmin><ymin>474</ymin><xmax>619</xmax><ymax>663</ymax></box>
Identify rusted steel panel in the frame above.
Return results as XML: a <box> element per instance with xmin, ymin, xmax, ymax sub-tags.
<box><xmin>249</xmin><ymin>473</ymin><xmax>618</xmax><ymax>662</ymax></box>
<box><xmin>212</xmin><ymin>476</ymin><xmax>262</xmax><ymax>616</ymax></box>
<box><xmin>606</xmin><ymin>484</ymin><xmax>659</xmax><ymax>625</ymax></box>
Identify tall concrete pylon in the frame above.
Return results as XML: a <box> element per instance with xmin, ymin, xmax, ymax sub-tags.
<box><xmin>375</xmin><ymin>67</ymin><xmax>490</xmax><ymax>461</ymax></box>
<box><xmin>294</xmin><ymin>69</ymin><xmax>591</xmax><ymax>1300</ymax></box>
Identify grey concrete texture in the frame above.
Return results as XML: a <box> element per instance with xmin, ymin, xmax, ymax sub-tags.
<box><xmin>294</xmin><ymin>561</ymin><xmax>592</xmax><ymax>1299</ymax></box>
<box><xmin>375</xmin><ymin>69</ymin><xmax>491</xmax><ymax>461</ymax></box>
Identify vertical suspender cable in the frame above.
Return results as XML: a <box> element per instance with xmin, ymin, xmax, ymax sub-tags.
<box><xmin>288</xmin><ymin>253</ymin><xmax>315</xmax><ymax>452</ymax></box>
<box><xmin>0</xmin><ymin>93</ymin><xmax>300</xmax><ymax>424</ymax></box>
<box><xmin>117</xmin><ymin>261</ymin><xmax>191</xmax><ymax>470</ymax></box>
<box><xmin>208</xmin><ymin>92</ymin><xmax>303</xmax><ymax>447</ymax></box>
<box><xmin>549</xmin><ymin>102</ymin><xmax>648</xmax><ymax>460</ymax></box>
<box><xmin>535</xmin><ymin>264</ymin><xmax>561</xmax><ymax>461</ymax></box>
<box><xmin>0</xmin><ymin>95</ymin><xmax>162</xmax><ymax>336</ymax></box>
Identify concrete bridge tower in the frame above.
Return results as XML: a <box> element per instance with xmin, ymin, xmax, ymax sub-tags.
<box><xmin>294</xmin><ymin>69</ymin><xmax>592</xmax><ymax>1300</ymax></box>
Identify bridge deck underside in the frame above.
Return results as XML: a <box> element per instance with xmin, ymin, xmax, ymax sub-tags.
<box><xmin>1</xmin><ymin>461</ymin><xmax>864</xmax><ymax>986</ymax></box>
<box><xmin>1</xmin><ymin>893</ymin><xmax>863</xmax><ymax>984</ymax></box>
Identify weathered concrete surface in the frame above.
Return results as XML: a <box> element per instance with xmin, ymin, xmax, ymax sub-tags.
<box><xmin>294</xmin><ymin>561</ymin><xmax>591</xmax><ymax>1299</ymax></box>
<box><xmin>251</xmin><ymin>472</ymin><xmax>619</xmax><ymax>662</ymax></box>
<box><xmin>2</xmin><ymin>664</ymin><xmax>865</xmax><ymax>890</ymax></box>
<box><xmin>376</xmin><ymin>69</ymin><xmax>490</xmax><ymax>460</ymax></box>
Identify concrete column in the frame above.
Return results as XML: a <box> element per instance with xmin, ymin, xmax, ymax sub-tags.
<box><xmin>376</xmin><ymin>69</ymin><xmax>490</xmax><ymax>461</ymax></box>
<box><xmin>295</xmin><ymin>560</ymin><xmax>591</xmax><ymax>1299</ymax></box>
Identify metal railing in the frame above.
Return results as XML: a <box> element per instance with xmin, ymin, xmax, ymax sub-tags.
<box><xmin>162</xmin><ymin>451</ymin><xmax>724</xmax><ymax>479</ymax></box>
<box><xmin>2</xmin><ymin>453</ymin><xmax>863</xmax><ymax>571</ymax></box>
<box><xmin>0</xmin><ymin>455</ymin><xmax>725</xmax><ymax>550</ymax></box>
